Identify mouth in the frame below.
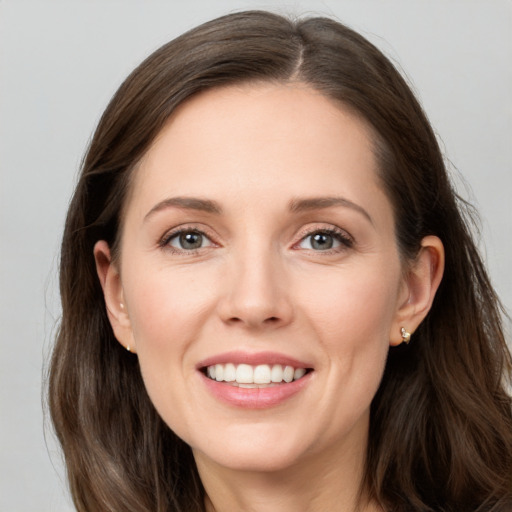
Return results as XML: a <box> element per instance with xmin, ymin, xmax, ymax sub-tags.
<box><xmin>201</xmin><ymin>363</ymin><xmax>313</xmax><ymax>388</ymax></box>
<box><xmin>197</xmin><ymin>351</ymin><xmax>314</xmax><ymax>408</ymax></box>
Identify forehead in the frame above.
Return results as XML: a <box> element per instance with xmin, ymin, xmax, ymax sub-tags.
<box><xmin>127</xmin><ymin>83</ymin><xmax>385</xmax><ymax>216</ymax></box>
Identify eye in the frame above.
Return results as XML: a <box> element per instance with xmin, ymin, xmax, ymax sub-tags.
<box><xmin>297</xmin><ymin>229</ymin><xmax>352</xmax><ymax>251</ymax></box>
<box><xmin>166</xmin><ymin>230</ymin><xmax>213</xmax><ymax>251</ymax></box>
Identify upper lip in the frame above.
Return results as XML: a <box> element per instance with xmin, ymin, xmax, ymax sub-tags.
<box><xmin>196</xmin><ymin>351</ymin><xmax>314</xmax><ymax>370</ymax></box>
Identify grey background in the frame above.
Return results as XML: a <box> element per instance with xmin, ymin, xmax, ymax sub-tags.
<box><xmin>1</xmin><ymin>1</ymin><xmax>510</xmax><ymax>510</ymax></box>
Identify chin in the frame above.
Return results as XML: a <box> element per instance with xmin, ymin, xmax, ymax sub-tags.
<box><xmin>194</xmin><ymin>443</ymin><xmax>306</xmax><ymax>474</ymax></box>
<box><xmin>188</xmin><ymin>422</ymin><xmax>313</xmax><ymax>473</ymax></box>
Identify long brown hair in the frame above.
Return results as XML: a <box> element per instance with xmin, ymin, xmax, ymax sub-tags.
<box><xmin>48</xmin><ymin>11</ymin><xmax>512</xmax><ymax>511</ymax></box>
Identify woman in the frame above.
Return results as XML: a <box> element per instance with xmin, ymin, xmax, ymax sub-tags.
<box><xmin>48</xmin><ymin>10</ymin><xmax>512</xmax><ymax>512</ymax></box>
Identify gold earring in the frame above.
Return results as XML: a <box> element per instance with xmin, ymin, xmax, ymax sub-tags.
<box><xmin>126</xmin><ymin>344</ymin><xmax>131</xmax><ymax>352</ymax></box>
<box><xmin>400</xmin><ymin>327</ymin><xmax>411</xmax><ymax>344</ymax></box>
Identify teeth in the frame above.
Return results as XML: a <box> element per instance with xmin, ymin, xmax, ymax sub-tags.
<box><xmin>205</xmin><ymin>363</ymin><xmax>308</xmax><ymax>384</ymax></box>
<box><xmin>223</xmin><ymin>363</ymin><xmax>236</xmax><ymax>382</ymax></box>
<box><xmin>253</xmin><ymin>364</ymin><xmax>271</xmax><ymax>384</ymax></box>
<box><xmin>294</xmin><ymin>368</ymin><xmax>306</xmax><ymax>380</ymax></box>
<box><xmin>215</xmin><ymin>364</ymin><xmax>224</xmax><ymax>382</ymax></box>
<box><xmin>283</xmin><ymin>365</ymin><xmax>294</xmax><ymax>383</ymax></box>
<box><xmin>271</xmin><ymin>364</ymin><xmax>283</xmax><ymax>383</ymax></box>
<box><xmin>236</xmin><ymin>364</ymin><xmax>253</xmax><ymax>384</ymax></box>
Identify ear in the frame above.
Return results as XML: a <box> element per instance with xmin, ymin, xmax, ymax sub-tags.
<box><xmin>93</xmin><ymin>240</ymin><xmax>136</xmax><ymax>353</ymax></box>
<box><xmin>389</xmin><ymin>235</ymin><xmax>445</xmax><ymax>346</ymax></box>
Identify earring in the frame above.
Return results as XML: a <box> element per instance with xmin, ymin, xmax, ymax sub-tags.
<box><xmin>400</xmin><ymin>327</ymin><xmax>411</xmax><ymax>344</ymax></box>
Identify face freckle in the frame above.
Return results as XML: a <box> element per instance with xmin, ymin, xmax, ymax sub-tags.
<box><xmin>114</xmin><ymin>82</ymin><xmax>406</xmax><ymax>475</ymax></box>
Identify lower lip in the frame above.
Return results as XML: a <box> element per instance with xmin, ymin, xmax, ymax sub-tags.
<box><xmin>200</xmin><ymin>372</ymin><xmax>312</xmax><ymax>409</ymax></box>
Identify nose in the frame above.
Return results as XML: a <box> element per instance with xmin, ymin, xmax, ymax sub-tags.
<box><xmin>216</xmin><ymin>245</ymin><xmax>293</xmax><ymax>330</ymax></box>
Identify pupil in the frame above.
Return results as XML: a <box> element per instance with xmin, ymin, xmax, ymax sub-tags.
<box><xmin>180</xmin><ymin>232</ymin><xmax>202</xmax><ymax>249</ymax></box>
<box><xmin>312</xmin><ymin>233</ymin><xmax>333</xmax><ymax>250</ymax></box>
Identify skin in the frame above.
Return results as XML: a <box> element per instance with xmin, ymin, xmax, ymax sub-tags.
<box><xmin>95</xmin><ymin>83</ymin><xmax>444</xmax><ymax>512</ymax></box>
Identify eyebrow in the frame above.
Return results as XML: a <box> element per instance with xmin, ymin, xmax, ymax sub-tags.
<box><xmin>144</xmin><ymin>195</ymin><xmax>373</xmax><ymax>224</ymax></box>
<box><xmin>289</xmin><ymin>196</ymin><xmax>373</xmax><ymax>224</ymax></box>
<box><xmin>144</xmin><ymin>196</ymin><xmax>222</xmax><ymax>221</ymax></box>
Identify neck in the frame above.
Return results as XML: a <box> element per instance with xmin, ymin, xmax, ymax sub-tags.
<box><xmin>195</xmin><ymin>428</ymin><xmax>383</xmax><ymax>512</ymax></box>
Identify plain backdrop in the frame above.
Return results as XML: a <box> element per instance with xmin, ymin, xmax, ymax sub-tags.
<box><xmin>1</xmin><ymin>1</ymin><xmax>511</xmax><ymax>510</ymax></box>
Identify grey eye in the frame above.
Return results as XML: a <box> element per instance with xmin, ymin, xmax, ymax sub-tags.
<box><xmin>300</xmin><ymin>232</ymin><xmax>340</xmax><ymax>251</ymax></box>
<box><xmin>310</xmin><ymin>233</ymin><xmax>334</xmax><ymax>250</ymax></box>
<box><xmin>169</xmin><ymin>231</ymin><xmax>211</xmax><ymax>250</ymax></box>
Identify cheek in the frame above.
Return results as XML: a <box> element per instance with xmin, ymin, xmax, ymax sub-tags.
<box><xmin>121</xmin><ymin>268</ymin><xmax>217</xmax><ymax>437</ymax></box>
<box><xmin>124</xmin><ymin>263</ymin><xmax>216</xmax><ymax>347</ymax></box>
<box><xmin>301</xmin><ymin>259</ymin><xmax>400</xmax><ymax>406</ymax></box>
<box><xmin>311</xmin><ymin>265</ymin><xmax>399</xmax><ymax>401</ymax></box>
<box><xmin>301</xmin><ymin>261</ymin><xmax>401</xmax><ymax>346</ymax></box>
<box><xmin>120</xmin><ymin>268</ymin><xmax>207</xmax><ymax>400</ymax></box>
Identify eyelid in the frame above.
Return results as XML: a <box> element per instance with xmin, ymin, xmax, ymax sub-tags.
<box><xmin>158</xmin><ymin>224</ymin><xmax>219</xmax><ymax>251</ymax></box>
<box><xmin>292</xmin><ymin>224</ymin><xmax>354</xmax><ymax>251</ymax></box>
<box><xmin>157</xmin><ymin>222</ymin><xmax>353</xmax><ymax>254</ymax></box>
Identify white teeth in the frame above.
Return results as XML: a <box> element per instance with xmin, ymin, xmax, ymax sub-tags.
<box><xmin>271</xmin><ymin>364</ymin><xmax>283</xmax><ymax>383</ymax></box>
<box><xmin>205</xmin><ymin>363</ymin><xmax>308</xmax><ymax>384</ymax></box>
<box><xmin>253</xmin><ymin>364</ymin><xmax>271</xmax><ymax>384</ymax></box>
<box><xmin>236</xmin><ymin>364</ymin><xmax>253</xmax><ymax>384</ymax></box>
<box><xmin>294</xmin><ymin>368</ymin><xmax>306</xmax><ymax>380</ymax></box>
<box><xmin>223</xmin><ymin>363</ymin><xmax>236</xmax><ymax>382</ymax></box>
<box><xmin>283</xmin><ymin>365</ymin><xmax>294</xmax><ymax>383</ymax></box>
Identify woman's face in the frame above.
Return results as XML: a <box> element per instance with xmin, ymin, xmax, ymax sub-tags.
<box><xmin>105</xmin><ymin>83</ymin><xmax>411</xmax><ymax>473</ymax></box>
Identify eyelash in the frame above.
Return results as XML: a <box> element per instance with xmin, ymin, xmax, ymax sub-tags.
<box><xmin>158</xmin><ymin>225</ymin><xmax>354</xmax><ymax>255</ymax></box>
<box><xmin>159</xmin><ymin>226</ymin><xmax>216</xmax><ymax>254</ymax></box>
<box><xmin>293</xmin><ymin>226</ymin><xmax>354</xmax><ymax>253</ymax></box>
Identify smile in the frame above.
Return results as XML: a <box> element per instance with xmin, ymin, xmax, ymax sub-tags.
<box><xmin>198</xmin><ymin>352</ymin><xmax>314</xmax><ymax>408</ymax></box>
<box><xmin>205</xmin><ymin>363</ymin><xmax>308</xmax><ymax>387</ymax></box>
